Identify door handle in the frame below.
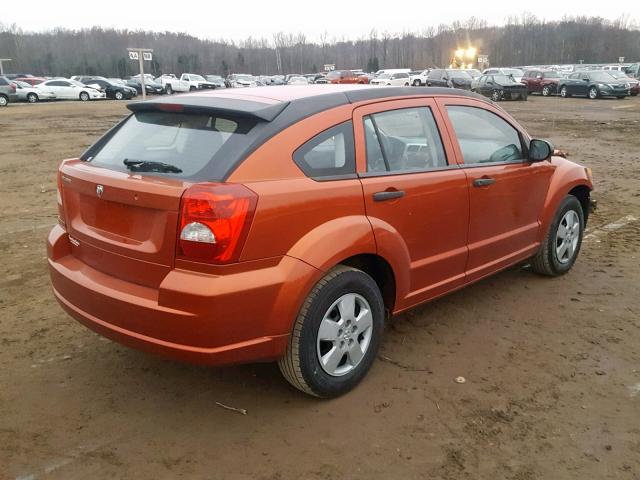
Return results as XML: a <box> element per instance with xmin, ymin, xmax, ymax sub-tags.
<box><xmin>373</xmin><ymin>190</ymin><xmax>405</xmax><ymax>202</ymax></box>
<box><xmin>473</xmin><ymin>177</ymin><xmax>496</xmax><ymax>187</ymax></box>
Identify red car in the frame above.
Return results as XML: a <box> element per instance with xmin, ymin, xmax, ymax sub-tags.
<box><xmin>521</xmin><ymin>69</ymin><xmax>563</xmax><ymax>96</ymax></box>
<box><xmin>326</xmin><ymin>70</ymin><xmax>369</xmax><ymax>84</ymax></box>
<box><xmin>48</xmin><ymin>85</ymin><xmax>594</xmax><ymax>397</ymax></box>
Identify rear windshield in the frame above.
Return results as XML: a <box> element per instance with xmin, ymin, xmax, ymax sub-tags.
<box><xmin>87</xmin><ymin>111</ymin><xmax>258</xmax><ymax>180</ymax></box>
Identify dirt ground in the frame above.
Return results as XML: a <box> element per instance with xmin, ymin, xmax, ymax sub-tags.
<box><xmin>1</xmin><ymin>94</ymin><xmax>639</xmax><ymax>480</ymax></box>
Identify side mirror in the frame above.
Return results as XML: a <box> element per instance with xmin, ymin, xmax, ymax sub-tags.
<box><xmin>529</xmin><ymin>139</ymin><xmax>553</xmax><ymax>162</ymax></box>
<box><xmin>582</xmin><ymin>77</ymin><xmax>589</xmax><ymax>82</ymax></box>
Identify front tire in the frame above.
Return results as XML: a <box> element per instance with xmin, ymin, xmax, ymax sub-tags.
<box><xmin>0</xmin><ymin>95</ymin><xmax>8</xmax><ymax>107</ymax></box>
<box><xmin>560</xmin><ymin>86</ymin><xmax>570</xmax><ymax>98</ymax></box>
<box><xmin>79</xmin><ymin>92</ymin><xmax>90</xmax><ymax>101</ymax></box>
<box><xmin>412</xmin><ymin>79</ymin><xmax>421</xmax><ymax>86</ymax></box>
<box><xmin>278</xmin><ymin>266</ymin><xmax>385</xmax><ymax>397</ymax></box>
<box><xmin>165</xmin><ymin>84</ymin><xmax>173</xmax><ymax>94</ymax></box>
<box><xmin>531</xmin><ymin>195</ymin><xmax>584</xmax><ymax>276</ymax></box>
<box><xmin>114</xmin><ymin>91</ymin><xmax>124</xmax><ymax>100</ymax></box>
<box><xmin>27</xmin><ymin>93</ymin><xmax>38</xmax><ymax>103</ymax></box>
<box><xmin>491</xmin><ymin>89</ymin><xmax>501</xmax><ymax>101</ymax></box>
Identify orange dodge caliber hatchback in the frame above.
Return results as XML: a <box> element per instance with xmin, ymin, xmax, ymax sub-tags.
<box><xmin>49</xmin><ymin>85</ymin><xmax>594</xmax><ymax>397</ymax></box>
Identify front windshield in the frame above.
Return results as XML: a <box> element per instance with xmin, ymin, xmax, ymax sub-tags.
<box><xmin>543</xmin><ymin>71</ymin><xmax>561</xmax><ymax>78</ymax></box>
<box><xmin>235</xmin><ymin>75</ymin><xmax>253</xmax><ymax>81</ymax></box>
<box><xmin>191</xmin><ymin>75</ymin><xmax>206</xmax><ymax>82</ymax></box>
<box><xmin>608</xmin><ymin>71</ymin><xmax>627</xmax><ymax>80</ymax></box>
<box><xmin>377</xmin><ymin>73</ymin><xmax>391</xmax><ymax>79</ymax></box>
<box><xmin>70</xmin><ymin>80</ymin><xmax>85</xmax><ymax>87</ymax></box>
<box><xmin>466</xmin><ymin>70</ymin><xmax>481</xmax><ymax>78</ymax></box>
<box><xmin>109</xmin><ymin>79</ymin><xmax>124</xmax><ymax>85</ymax></box>
<box><xmin>448</xmin><ymin>70</ymin><xmax>472</xmax><ymax>79</ymax></box>
<box><xmin>15</xmin><ymin>81</ymin><xmax>30</xmax><ymax>87</ymax></box>
<box><xmin>590</xmin><ymin>72</ymin><xmax>616</xmax><ymax>82</ymax></box>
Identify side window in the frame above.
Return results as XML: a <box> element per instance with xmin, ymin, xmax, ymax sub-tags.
<box><xmin>363</xmin><ymin>107</ymin><xmax>447</xmax><ymax>173</ymax></box>
<box><xmin>446</xmin><ymin>106</ymin><xmax>524</xmax><ymax>165</ymax></box>
<box><xmin>0</xmin><ymin>78</ymin><xmax>7</xmax><ymax>85</ymax></box>
<box><xmin>428</xmin><ymin>70</ymin><xmax>441</xmax><ymax>80</ymax></box>
<box><xmin>48</xmin><ymin>81</ymin><xmax>65</xmax><ymax>87</ymax></box>
<box><xmin>293</xmin><ymin>121</ymin><xmax>355</xmax><ymax>179</ymax></box>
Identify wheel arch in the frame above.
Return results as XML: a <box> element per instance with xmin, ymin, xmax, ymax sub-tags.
<box><xmin>338</xmin><ymin>253</ymin><xmax>397</xmax><ymax>314</ymax></box>
<box><xmin>539</xmin><ymin>161</ymin><xmax>593</xmax><ymax>242</ymax></box>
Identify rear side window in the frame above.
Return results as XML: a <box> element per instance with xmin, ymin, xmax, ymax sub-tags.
<box><xmin>88</xmin><ymin>111</ymin><xmax>258</xmax><ymax>179</ymax></box>
<box><xmin>446</xmin><ymin>106</ymin><xmax>524</xmax><ymax>164</ymax></box>
<box><xmin>364</xmin><ymin>107</ymin><xmax>447</xmax><ymax>173</ymax></box>
<box><xmin>0</xmin><ymin>78</ymin><xmax>7</xmax><ymax>86</ymax></box>
<box><xmin>293</xmin><ymin>121</ymin><xmax>355</xmax><ymax>179</ymax></box>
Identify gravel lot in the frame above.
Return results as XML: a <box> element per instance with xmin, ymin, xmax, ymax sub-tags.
<box><xmin>1</xmin><ymin>95</ymin><xmax>639</xmax><ymax>480</ymax></box>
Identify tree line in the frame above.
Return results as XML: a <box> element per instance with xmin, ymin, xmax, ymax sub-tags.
<box><xmin>0</xmin><ymin>15</ymin><xmax>638</xmax><ymax>78</ymax></box>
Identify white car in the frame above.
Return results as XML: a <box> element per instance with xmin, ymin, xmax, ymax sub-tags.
<box><xmin>482</xmin><ymin>68</ymin><xmax>524</xmax><ymax>83</ymax></box>
<box><xmin>370</xmin><ymin>72</ymin><xmax>411</xmax><ymax>86</ymax></box>
<box><xmin>156</xmin><ymin>74</ymin><xmax>190</xmax><ymax>94</ymax></box>
<box><xmin>12</xmin><ymin>80</ymin><xmax>56</xmax><ymax>103</ymax></box>
<box><xmin>410</xmin><ymin>69</ymin><xmax>430</xmax><ymax>86</ymax></box>
<box><xmin>180</xmin><ymin>73</ymin><xmax>217</xmax><ymax>91</ymax></box>
<box><xmin>228</xmin><ymin>74</ymin><xmax>258</xmax><ymax>88</ymax></box>
<box><xmin>40</xmin><ymin>79</ymin><xmax>106</xmax><ymax>101</ymax></box>
<box><xmin>286</xmin><ymin>76</ymin><xmax>309</xmax><ymax>85</ymax></box>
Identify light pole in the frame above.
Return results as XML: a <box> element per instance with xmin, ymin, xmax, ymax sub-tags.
<box><xmin>127</xmin><ymin>48</ymin><xmax>154</xmax><ymax>100</ymax></box>
<box><xmin>0</xmin><ymin>59</ymin><xmax>12</xmax><ymax>76</ymax></box>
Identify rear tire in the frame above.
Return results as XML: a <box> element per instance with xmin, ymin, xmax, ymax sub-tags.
<box><xmin>588</xmin><ymin>86</ymin><xmax>599</xmax><ymax>99</ymax></box>
<box><xmin>531</xmin><ymin>195</ymin><xmax>584</xmax><ymax>276</ymax></box>
<box><xmin>542</xmin><ymin>85</ymin><xmax>551</xmax><ymax>96</ymax></box>
<box><xmin>278</xmin><ymin>265</ymin><xmax>385</xmax><ymax>398</ymax></box>
<box><xmin>27</xmin><ymin>93</ymin><xmax>38</xmax><ymax>103</ymax></box>
<box><xmin>0</xmin><ymin>95</ymin><xmax>8</xmax><ymax>107</ymax></box>
<box><xmin>560</xmin><ymin>86</ymin><xmax>570</xmax><ymax>98</ymax></box>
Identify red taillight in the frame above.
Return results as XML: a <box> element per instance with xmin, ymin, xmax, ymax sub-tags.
<box><xmin>56</xmin><ymin>169</ymin><xmax>66</xmax><ymax>228</ymax></box>
<box><xmin>10</xmin><ymin>83</ymin><xmax>16</xmax><ymax>93</ymax></box>
<box><xmin>177</xmin><ymin>183</ymin><xmax>257</xmax><ymax>264</ymax></box>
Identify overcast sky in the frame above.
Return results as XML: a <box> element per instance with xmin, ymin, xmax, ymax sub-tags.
<box><xmin>3</xmin><ymin>1</ymin><xmax>639</xmax><ymax>42</ymax></box>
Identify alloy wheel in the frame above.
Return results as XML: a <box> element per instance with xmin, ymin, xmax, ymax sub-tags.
<box><xmin>316</xmin><ymin>293</ymin><xmax>374</xmax><ymax>377</ymax></box>
<box><xmin>542</xmin><ymin>86</ymin><xmax>550</xmax><ymax>96</ymax></box>
<box><xmin>0</xmin><ymin>96</ymin><xmax>7</xmax><ymax>106</ymax></box>
<box><xmin>555</xmin><ymin>210</ymin><xmax>580</xmax><ymax>264</ymax></box>
<box><xmin>561</xmin><ymin>86</ymin><xmax>567</xmax><ymax>97</ymax></box>
<box><xmin>589</xmin><ymin>87</ymin><xmax>598</xmax><ymax>99</ymax></box>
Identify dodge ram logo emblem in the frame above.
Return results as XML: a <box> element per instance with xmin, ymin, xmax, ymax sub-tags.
<box><xmin>96</xmin><ymin>185</ymin><xmax>104</xmax><ymax>197</ymax></box>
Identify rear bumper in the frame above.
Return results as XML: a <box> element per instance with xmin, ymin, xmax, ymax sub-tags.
<box><xmin>47</xmin><ymin>225</ymin><xmax>320</xmax><ymax>366</ymax></box>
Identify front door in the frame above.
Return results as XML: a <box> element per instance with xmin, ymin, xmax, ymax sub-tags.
<box><xmin>354</xmin><ymin>98</ymin><xmax>469</xmax><ymax>310</ymax></box>
<box><xmin>437</xmin><ymin>98</ymin><xmax>555</xmax><ymax>282</ymax></box>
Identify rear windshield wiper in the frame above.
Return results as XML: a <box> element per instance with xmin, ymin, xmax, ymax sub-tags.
<box><xmin>123</xmin><ymin>159</ymin><xmax>183</xmax><ymax>173</ymax></box>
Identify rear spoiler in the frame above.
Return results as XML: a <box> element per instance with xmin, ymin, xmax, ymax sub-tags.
<box><xmin>127</xmin><ymin>96</ymin><xmax>290</xmax><ymax>122</ymax></box>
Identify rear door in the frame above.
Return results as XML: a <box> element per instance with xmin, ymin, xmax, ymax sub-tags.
<box><xmin>437</xmin><ymin>98</ymin><xmax>555</xmax><ymax>282</ymax></box>
<box><xmin>354</xmin><ymin>98</ymin><xmax>469</xmax><ymax>308</ymax></box>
